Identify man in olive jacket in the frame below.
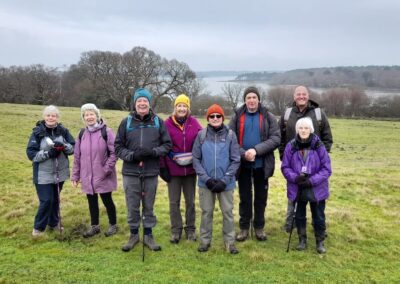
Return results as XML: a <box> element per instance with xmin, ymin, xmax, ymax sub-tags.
<box><xmin>115</xmin><ymin>88</ymin><xmax>172</xmax><ymax>252</ymax></box>
<box><xmin>229</xmin><ymin>86</ymin><xmax>280</xmax><ymax>242</ymax></box>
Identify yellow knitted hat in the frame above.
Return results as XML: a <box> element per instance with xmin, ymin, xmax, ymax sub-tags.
<box><xmin>174</xmin><ymin>94</ymin><xmax>190</xmax><ymax>109</ymax></box>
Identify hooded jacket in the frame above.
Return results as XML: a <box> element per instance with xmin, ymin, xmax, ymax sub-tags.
<box><xmin>26</xmin><ymin>121</ymin><xmax>75</xmax><ymax>184</ymax></box>
<box><xmin>72</xmin><ymin>122</ymin><xmax>117</xmax><ymax>195</ymax></box>
<box><xmin>281</xmin><ymin>134</ymin><xmax>332</xmax><ymax>202</ymax></box>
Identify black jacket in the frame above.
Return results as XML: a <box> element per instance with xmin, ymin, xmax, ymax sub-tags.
<box><xmin>114</xmin><ymin>111</ymin><xmax>172</xmax><ymax>177</ymax></box>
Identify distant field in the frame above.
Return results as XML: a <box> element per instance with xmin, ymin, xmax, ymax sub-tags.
<box><xmin>0</xmin><ymin>103</ymin><xmax>399</xmax><ymax>283</ymax></box>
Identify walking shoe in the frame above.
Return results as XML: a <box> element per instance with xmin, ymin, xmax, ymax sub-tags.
<box><xmin>122</xmin><ymin>234</ymin><xmax>140</xmax><ymax>252</ymax></box>
<box><xmin>296</xmin><ymin>237</ymin><xmax>307</xmax><ymax>251</ymax></box>
<box><xmin>255</xmin><ymin>229</ymin><xmax>267</xmax><ymax>241</ymax></box>
<box><xmin>225</xmin><ymin>243</ymin><xmax>239</xmax><ymax>254</ymax></box>
<box><xmin>235</xmin><ymin>229</ymin><xmax>249</xmax><ymax>242</ymax></box>
<box><xmin>186</xmin><ymin>231</ymin><xmax>197</xmax><ymax>242</ymax></box>
<box><xmin>48</xmin><ymin>224</ymin><xmax>64</xmax><ymax>233</ymax></box>
<box><xmin>83</xmin><ymin>225</ymin><xmax>100</xmax><ymax>238</ymax></box>
<box><xmin>104</xmin><ymin>224</ymin><xmax>118</xmax><ymax>237</ymax></box>
<box><xmin>32</xmin><ymin>228</ymin><xmax>44</xmax><ymax>237</ymax></box>
<box><xmin>197</xmin><ymin>243</ymin><xmax>210</xmax><ymax>253</ymax></box>
<box><xmin>144</xmin><ymin>235</ymin><xmax>162</xmax><ymax>251</ymax></box>
<box><xmin>170</xmin><ymin>233</ymin><xmax>181</xmax><ymax>244</ymax></box>
<box><xmin>316</xmin><ymin>240</ymin><xmax>326</xmax><ymax>254</ymax></box>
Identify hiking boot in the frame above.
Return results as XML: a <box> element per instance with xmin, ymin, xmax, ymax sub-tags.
<box><xmin>236</xmin><ymin>229</ymin><xmax>249</xmax><ymax>242</ymax></box>
<box><xmin>197</xmin><ymin>243</ymin><xmax>210</xmax><ymax>253</ymax></box>
<box><xmin>170</xmin><ymin>233</ymin><xmax>181</xmax><ymax>244</ymax></box>
<box><xmin>121</xmin><ymin>234</ymin><xmax>140</xmax><ymax>252</ymax></box>
<box><xmin>104</xmin><ymin>224</ymin><xmax>118</xmax><ymax>237</ymax></box>
<box><xmin>144</xmin><ymin>235</ymin><xmax>162</xmax><ymax>251</ymax></box>
<box><xmin>186</xmin><ymin>231</ymin><xmax>197</xmax><ymax>242</ymax></box>
<box><xmin>316</xmin><ymin>240</ymin><xmax>326</xmax><ymax>254</ymax></box>
<box><xmin>225</xmin><ymin>243</ymin><xmax>239</xmax><ymax>254</ymax></box>
<box><xmin>32</xmin><ymin>228</ymin><xmax>44</xmax><ymax>237</ymax></box>
<box><xmin>296</xmin><ymin>227</ymin><xmax>307</xmax><ymax>251</ymax></box>
<box><xmin>83</xmin><ymin>225</ymin><xmax>100</xmax><ymax>238</ymax></box>
<box><xmin>255</xmin><ymin>229</ymin><xmax>267</xmax><ymax>241</ymax></box>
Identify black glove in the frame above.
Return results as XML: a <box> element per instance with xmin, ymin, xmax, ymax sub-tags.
<box><xmin>54</xmin><ymin>141</ymin><xmax>65</xmax><ymax>152</ymax></box>
<box><xmin>211</xmin><ymin>179</ymin><xmax>226</xmax><ymax>193</ymax></box>
<box><xmin>48</xmin><ymin>148</ymin><xmax>60</xmax><ymax>158</ymax></box>
<box><xmin>133</xmin><ymin>149</ymin><xmax>146</xmax><ymax>161</ymax></box>
<box><xmin>295</xmin><ymin>175</ymin><xmax>307</xmax><ymax>184</ymax></box>
<box><xmin>159</xmin><ymin>167</ymin><xmax>171</xmax><ymax>182</ymax></box>
<box><xmin>206</xmin><ymin>178</ymin><xmax>217</xmax><ymax>190</ymax></box>
<box><xmin>298</xmin><ymin>178</ymin><xmax>312</xmax><ymax>188</ymax></box>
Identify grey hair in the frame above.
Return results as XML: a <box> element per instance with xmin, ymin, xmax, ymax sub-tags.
<box><xmin>295</xmin><ymin>117</ymin><xmax>314</xmax><ymax>133</ymax></box>
<box><xmin>42</xmin><ymin>105</ymin><xmax>60</xmax><ymax>118</ymax></box>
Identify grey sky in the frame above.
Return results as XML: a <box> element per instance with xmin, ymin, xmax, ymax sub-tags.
<box><xmin>1</xmin><ymin>0</ymin><xmax>399</xmax><ymax>71</ymax></box>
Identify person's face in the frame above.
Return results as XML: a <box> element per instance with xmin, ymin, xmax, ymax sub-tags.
<box><xmin>208</xmin><ymin>113</ymin><xmax>223</xmax><ymax>128</ymax></box>
<box><xmin>135</xmin><ymin>97</ymin><xmax>150</xmax><ymax>116</ymax></box>
<box><xmin>44</xmin><ymin>112</ymin><xmax>59</xmax><ymax>127</ymax></box>
<box><xmin>245</xmin><ymin>93</ymin><xmax>259</xmax><ymax>112</ymax></box>
<box><xmin>83</xmin><ymin>110</ymin><xmax>98</xmax><ymax>126</ymax></box>
<box><xmin>297</xmin><ymin>124</ymin><xmax>311</xmax><ymax>140</ymax></box>
<box><xmin>294</xmin><ymin>86</ymin><xmax>309</xmax><ymax>108</ymax></box>
<box><xmin>175</xmin><ymin>103</ymin><xmax>188</xmax><ymax>118</ymax></box>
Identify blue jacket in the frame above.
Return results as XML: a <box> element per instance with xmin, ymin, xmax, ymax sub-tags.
<box><xmin>192</xmin><ymin>124</ymin><xmax>241</xmax><ymax>191</ymax></box>
<box><xmin>281</xmin><ymin>134</ymin><xmax>331</xmax><ymax>202</ymax></box>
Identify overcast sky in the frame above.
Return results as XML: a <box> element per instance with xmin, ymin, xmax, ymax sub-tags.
<box><xmin>1</xmin><ymin>0</ymin><xmax>399</xmax><ymax>71</ymax></box>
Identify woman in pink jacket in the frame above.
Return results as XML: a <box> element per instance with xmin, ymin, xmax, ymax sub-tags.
<box><xmin>71</xmin><ymin>104</ymin><xmax>118</xmax><ymax>238</ymax></box>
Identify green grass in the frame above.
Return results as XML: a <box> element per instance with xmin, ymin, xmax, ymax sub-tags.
<box><xmin>0</xmin><ymin>103</ymin><xmax>399</xmax><ymax>283</ymax></box>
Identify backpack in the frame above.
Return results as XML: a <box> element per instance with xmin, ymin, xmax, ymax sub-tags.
<box><xmin>199</xmin><ymin>127</ymin><xmax>234</xmax><ymax>145</ymax></box>
<box><xmin>284</xmin><ymin>107</ymin><xmax>322</xmax><ymax>133</ymax></box>
<box><xmin>126</xmin><ymin>114</ymin><xmax>160</xmax><ymax>132</ymax></box>
<box><xmin>78</xmin><ymin>127</ymin><xmax>110</xmax><ymax>156</ymax></box>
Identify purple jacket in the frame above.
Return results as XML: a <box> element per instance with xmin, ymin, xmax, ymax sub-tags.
<box><xmin>281</xmin><ymin>134</ymin><xmax>331</xmax><ymax>202</ymax></box>
<box><xmin>72</xmin><ymin>123</ymin><xmax>118</xmax><ymax>195</ymax></box>
<box><xmin>161</xmin><ymin>115</ymin><xmax>202</xmax><ymax>176</ymax></box>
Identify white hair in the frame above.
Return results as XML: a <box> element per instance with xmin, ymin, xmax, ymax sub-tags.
<box><xmin>42</xmin><ymin>105</ymin><xmax>60</xmax><ymax>118</ymax></box>
<box><xmin>81</xmin><ymin>103</ymin><xmax>101</xmax><ymax>123</ymax></box>
<box><xmin>295</xmin><ymin>117</ymin><xmax>314</xmax><ymax>133</ymax></box>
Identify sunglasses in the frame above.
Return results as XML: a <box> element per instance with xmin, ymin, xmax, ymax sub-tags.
<box><xmin>209</xmin><ymin>114</ymin><xmax>222</xmax><ymax>119</ymax></box>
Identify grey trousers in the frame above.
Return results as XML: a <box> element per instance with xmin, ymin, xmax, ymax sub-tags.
<box><xmin>123</xmin><ymin>175</ymin><xmax>158</xmax><ymax>229</ymax></box>
<box><xmin>167</xmin><ymin>175</ymin><xmax>196</xmax><ymax>235</ymax></box>
<box><xmin>285</xmin><ymin>200</ymin><xmax>295</xmax><ymax>229</ymax></box>
<box><xmin>199</xmin><ymin>188</ymin><xmax>235</xmax><ymax>245</ymax></box>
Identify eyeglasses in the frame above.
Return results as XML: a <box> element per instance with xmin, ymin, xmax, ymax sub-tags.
<box><xmin>209</xmin><ymin>114</ymin><xmax>222</xmax><ymax>119</ymax></box>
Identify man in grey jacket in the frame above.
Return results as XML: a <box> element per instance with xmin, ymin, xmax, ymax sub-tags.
<box><xmin>115</xmin><ymin>88</ymin><xmax>172</xmax><ymax>252</ymax></box>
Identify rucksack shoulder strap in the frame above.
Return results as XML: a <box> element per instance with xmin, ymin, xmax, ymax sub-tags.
<box><xmin>315</xmin><ymin>107</ymin><xmax>322</xmax><ymax>122</ymax></box>
<box><xmin>199</xmin><ymin>128</ymin><xmax>207</xmax><ymax>145</ymax></box>
<box><xmin>78</xmin><ymin>128</ymin><xmax>85</xmax><ymax>140</ymax></box>
<box><xmin>284</xmin><ymin>107</ymin><xmax>292</xmax><ymax>123</ymax></box>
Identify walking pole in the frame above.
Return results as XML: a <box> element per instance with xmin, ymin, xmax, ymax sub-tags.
<box><xmin>139</xmin><ymin>161</ymin><xmax>145</xmax><ymax>262</ymax></box>
<box><xmin>55</xmin><ymin>157</ymin><xmax>63</xmax><ymax>240</ymax></box>
<box><xmin>286</xmin><ymin>187</ymin><xmax>302</xmax><ymax>252</ymax></box>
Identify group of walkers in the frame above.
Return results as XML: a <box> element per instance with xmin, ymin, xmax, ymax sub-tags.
<box><xmin>26</xmin><ymin>85</ymin><xmax>332</xmax><ymax>255</ymax></box>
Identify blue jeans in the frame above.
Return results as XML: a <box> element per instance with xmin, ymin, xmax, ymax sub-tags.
<box><xmin>295</xmin><ymin>200</ymin><xmax>326</xmax><ymax>234</ymax></box>
<box><xmin>34</xmin><ymin>182</ymin><xmax>64</xmax><ymax>231</ymax></box>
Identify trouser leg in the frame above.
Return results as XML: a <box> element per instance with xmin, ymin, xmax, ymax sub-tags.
<box><xmin>168</xmin><ymin>176</ymin><xmax>183</xmax><ymax>234</ymax></box>
<box><xmin>218</xmin><ymin>190</ymin><xmax>235</xmax><ymax>244</ymax></box>
<box><xmin>123</xmin><ymin>175</ymin><xmax>142</xmax><ymax>230</ymax></box>
<box><xmin>86</xmin><ymin>193</ymin><xmax>100</xmax><ymax>225</ymax></box>
<box><xmin>142</xmin><ymin>176</ymin><xmax>158</xmax><ymax>229</ymax></box>
<box><xmin>182</xmin><ymin>174</ymin><xmax>196</xmax><ymax>233</ymax></box>
<box><xmin>238</xmin><ymin>167</ymin><xmax>252</xmax><ymax>230</ymax></box>
<box><xmin>253</xmin><ymin>168</ymin><xmax>267</xmax><ymax>229</ymax></box>
<box><xmin>100</xmin><ymin>192</ymin><xmax>117</xmax><ymax>225</ymax></box>
<box><xmin>199</xmin><ymin>188</ymin><xmax>215</xmax><ymax>245</ymax></box>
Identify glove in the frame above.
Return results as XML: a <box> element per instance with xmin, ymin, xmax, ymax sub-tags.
<box><xmin>295</xmin><ymin>175</ymin><xmax>307</xmax><ymax>184</ymax></box>
<box><xmin>54</xmin><ymin>141</ymin><xmax>65</xmax><ymax>152</ymax></box>
<box><xmin>159</xmin><ymin>167</ymin><xmax>171</xmax><ymax>182</ymax></box>
<box><xmin>141</xmin><ymin>147</ymin><xmax>156</xmax><ymax>157</ymax></box>
<box><xmin>133</xmin><ymin>149</ymin><xmax>146</xmax><ymax>161</ymax></box>
<box><xmin>211</xmin><ymin>179</ymin><xmax>226</xmax><ymax>193</ymax></box>
<box><xmin>206</xmin><ymin>178</ymin><xmax>217</xmax><ymax>190</ymax></box>
<box><xmin>298</xmin><ymin>178</ymin><xmax>312</xmax><ymax>189</ymax></box>
<box><xmin>48</xmin><ymin>148</ymin><xmax>60</xmax><ymax>158</ymax></box>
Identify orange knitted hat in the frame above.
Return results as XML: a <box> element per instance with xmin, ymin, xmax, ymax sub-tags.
<box><xmin>206</xmin><ymin>104</ymin><xmax>225</xmax><ymax>120</ymax></box>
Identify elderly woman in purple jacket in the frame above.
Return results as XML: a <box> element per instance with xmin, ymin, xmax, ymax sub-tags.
<box><xmin>71</xmin><ymin>104</ymin><xmax>118</xmax><ymax>238</ymax></box>
<box><xmin>160</xmin><ymin>94</ymin><xmax>202</xmax><ymax>244</ymax></box>
<box><xmin>281</xmin><ymin>117</ymin><xmax>331</xmax><ymax>254</ymax></box>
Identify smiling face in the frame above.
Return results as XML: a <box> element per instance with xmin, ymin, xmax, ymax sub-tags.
<box><xmin>175</xmin><ymin>103</ymin><xmax>189</xmax><ymax>118</ymax></box>
<box><xmin>245</xmin><ymin>92</ymin><xmax>259</xmax><ymax>112</ymax></box>
<box><xmin>208</xmin><ymin>113</ymin><xmax>223</xmax><ymax>128</ymax></box>
<box><xmin>135</xmin><ymin>97</ymin><xmax>150</xmax><ymax>116</ymax></box>
<box><xmin>293</xmin><ymin>86</ymin><xmax>310</xmax><ymax>110</ymax></box>
<box><xmin>83</xmin><ymin>110</ymin><xmax>98</xmax><ymax>127</ymax></box>
<box><xmin>44</xmin><ymin>112</ymin><xmax>59</xmax><ymax>127</ymax></box>
<box><xmin>297</xmin><ymin>123</ymin><xmax>312</xmax><ymax>140</ymax></box>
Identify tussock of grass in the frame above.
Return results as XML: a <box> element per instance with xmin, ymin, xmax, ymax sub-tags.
<box><xmin>0</xmin><ymin>104</ymin><xmax>399</xmax><ymax>283</ymax></box>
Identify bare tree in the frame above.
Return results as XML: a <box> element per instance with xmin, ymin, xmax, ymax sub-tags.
<box><xmin>221</xmin><ymin>83</ymin><xmax>245</xmax><ymax>112</ymax></box>
<box><xmin>266</xmin><ymin>86</ymin><xmax>294</xmax><ymax>114</ymax></box>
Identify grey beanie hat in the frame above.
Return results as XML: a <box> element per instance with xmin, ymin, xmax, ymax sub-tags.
<box><xmin>81</xmin><ymin>103</ymin><xmax>101</xmax><ymax>122</ymax></box>
<box><xmin>243</xmin><ymin>86</ymin><xmax>260</xmax><ymax>101</ymax></box>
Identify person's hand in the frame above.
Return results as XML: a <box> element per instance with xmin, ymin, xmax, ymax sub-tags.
<box><xmin>71</xmin><ymin>180</ymin><xmax>79</xmax><ymax>188</ymax></box>
<box><xmin>211</xmin><ymin>179</ymin><xmax>226</xmax><ymax>193</ymax></box>
<box><xmin>206</xmin><ymin>178</ymin><xmax>217</xmax><ymax>190</ymax></box>
<box><xmin>245</xmin><ymin>148</ymin><xmax>256</xmax><ymax>162</ymax></box>
<box><xmin>295</xmin><ymin>175</ymin><xmax>307</xmax><ymax>184</ymax></box>
<box><xmin>54</xmin><ymin>141</ymin><xmax>65</xmax><ymax>152</ymax></box>
<box><xmin>141</xmin><ymin>147</ymin><xmax>156</xmax><ymax>157</ymax></box>
<box><xmin>298</xmin><ymin>178</ymin><xmax>311</xmax><ymax>188</ymax></box>
<box><xmin>159</xmin><ymin>167</ymin><xmax>171</xmax><ymax>182</ymax></box>
<box><xmin>48</xmin><ymin>148</ymin><xmax>60</xmax><ymax>158</ymax></box>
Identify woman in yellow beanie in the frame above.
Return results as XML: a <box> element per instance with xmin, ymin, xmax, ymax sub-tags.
<box><xmin>160</xmin><ymin>94</ymin><xmax>202</xmax><ymax>244</ymax></box>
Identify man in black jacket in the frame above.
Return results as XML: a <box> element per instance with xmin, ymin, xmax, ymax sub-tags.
<box><xmin>115</xmin><ymin>88</ymin><xmax>172</xmax><ymax>252</ymax></box>
<box><xmin>279</xmin><ymin>85</ymin><xmax>333</xmax><ymax>232</ymax></box>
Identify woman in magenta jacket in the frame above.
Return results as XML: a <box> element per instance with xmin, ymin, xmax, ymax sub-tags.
<box><xmin>71</xmin><ymin>104</ymin><xmax>118</xmax><ymax>238</ymax></box>
<box><xmin>160</xmin><ymin>94</ymin><xmax>202</xmax><ymax>244</ymax></box>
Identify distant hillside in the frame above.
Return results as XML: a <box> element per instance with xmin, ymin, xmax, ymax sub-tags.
<box><xmin>234</xmin><ymin>66</ymin><xmax>400</xmax><ymax>89</ymax></box>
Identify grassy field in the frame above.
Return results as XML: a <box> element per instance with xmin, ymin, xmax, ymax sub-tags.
<box><xmin>0</xmin><ymin>103</ymin><xmax>399</xmax><ymax>283</ymax></box>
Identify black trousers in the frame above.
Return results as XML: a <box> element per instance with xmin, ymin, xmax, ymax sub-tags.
<box><xmin>238</xmin><ymin>167</ymin><xmax>268</xmax><ymax>230</ymax></box>
<box><xmin>295</xmin><ymin>200</ymin><xmax>326</xmax><ymax>234</ymax></box>
<box><xmin>86</xmin><ymin>192</ymin><xmax>116</xmax><ymax>226</ymax></box>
